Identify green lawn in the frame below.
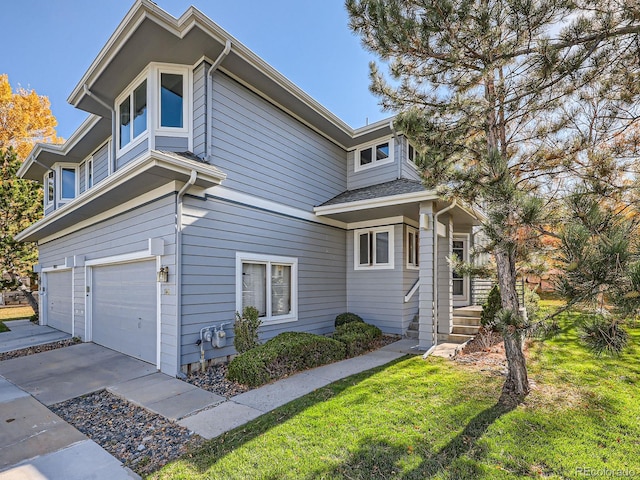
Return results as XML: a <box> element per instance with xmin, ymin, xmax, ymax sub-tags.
<box><xmin>152</xmin><ymin>304</ymin><xmax>640</xmax><ymax>479</ymax></box>
<box><xmin>0</xmin><ymin>305</ymin><xmax>35</xmax><ymax>332</ymax></box>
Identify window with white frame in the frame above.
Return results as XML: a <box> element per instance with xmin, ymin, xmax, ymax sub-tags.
<box><xmin>354</xmin><ymin>226</ymin><xmax>394</xmax><ymax>269</ymax></box>
<box><xmin>44</xmin><ymin>171</ymin><xmax>55</xmax><ymax>207</ymax></box>
<box><xmin>236</xmin><ymin>253</ymin><xmax>298</xmax><ymax>323</ymax></box>
<box><xmin>160</xmin><ymin>72</ymin><xmax>184</xmax><ymax>128</ymax></box>
<box><xmin>406</xmin><ymin>226</ymin><xmax>419</xmax><ymax>268</ymax></box>
<box><xmin>406</xmin><ymin>138</ymin><xmax>417</xmax><ymax>165</ymax></box>
<box><xmin>60</xmin><ymin>166</ymin><xmax>77</xmax><ymax>201</ymax></box>
<box><xmin>86</xmin><ymin>158</ymin><xmax>93</xmax><ymax>189</ymax></box>
<box><xmin>355</xmin><ymin>138</ymin><xmax>393</xmax><ymax>171</ymax></box>
<box><xmin>118</xmin><ymin>78</ymin><xmax>147</xmax><ymax>150</ymax></box>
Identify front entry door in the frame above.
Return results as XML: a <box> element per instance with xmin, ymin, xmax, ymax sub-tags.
<box><xmin>452</xmin><ymin>236</ymin><xmax>470</xmax><ymax>306</ymax></box>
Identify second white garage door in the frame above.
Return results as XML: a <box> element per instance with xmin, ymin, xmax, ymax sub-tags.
<box><xmin>91</xmin><ymin>259</ymin><xmax>157</xmax><ymax>364</ymax></box>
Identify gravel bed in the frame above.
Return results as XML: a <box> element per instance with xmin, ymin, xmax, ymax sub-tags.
<box><xmin>50</xmin><ymin>390</ymin><xmax>203</xmax><ymax>476</ymax></box>
<box><xmin>0</xmin><ymin>338</ymin><xmax>81</xmax><ymax>361</ymax></box>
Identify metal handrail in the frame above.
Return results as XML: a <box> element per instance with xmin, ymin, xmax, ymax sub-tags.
<box><xmin>404</xmin><ymin>278</ymin><xmax>420</xmax><ymax>303</ymax></box>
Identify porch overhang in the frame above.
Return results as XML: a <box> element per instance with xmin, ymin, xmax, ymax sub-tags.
<box><xmin>16</xmin><ymin>150</ymin><xmax>226</xmax><ymax>243</ymax></box>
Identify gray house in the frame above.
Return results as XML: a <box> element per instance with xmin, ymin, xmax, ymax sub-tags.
<box><xmin>16</xmin><ymin>0</ymin><xmax>482</xmax><ymax>376</ymax></box>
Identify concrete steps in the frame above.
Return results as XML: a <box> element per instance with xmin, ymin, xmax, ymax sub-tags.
<box><xmin>405</xmin><ymin>306</ymin><xmax>484</xmax><ymax>344</ymax></box>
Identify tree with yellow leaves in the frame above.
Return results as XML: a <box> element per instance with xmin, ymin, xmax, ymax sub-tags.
<box><xmin>0</xmin><ymin>74</ymin><xmax>59</xmax><ymax>160</ymax></box>
<box><xmin>0</xmin><ymin>74</ymin><xmax>61</xmax><ymax>314</ymax></box>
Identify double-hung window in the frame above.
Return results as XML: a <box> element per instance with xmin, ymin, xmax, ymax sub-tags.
<box><xmin>354</xmin><ymin>226</ymin><xmax>394</xmax><ymax>270</ymax></box>
<box><xmin>236</xmin><ymin>253</ymin><xmax>298</xmax><ymax>323</ymax></box>
<box><xmin>355</xmin><ymin>138</ymin><xmax>393</xmax><ymax>171</ymax></box>
<box><xmin>118</xmin><ymin>79</ymin><xmax>147</xmax><ymax>150</ymax></box>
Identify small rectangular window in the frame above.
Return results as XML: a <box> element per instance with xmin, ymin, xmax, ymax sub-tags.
<box><xmin>133</xmin><ymin>81</ymin><xmax>147</xmax><ymax>137</ymax></box>
<box><xmin>376</xmin><ymin>143</ymin><xmax>389</xmax><ymax>161</ymax></box>
<box><xmin>46</xmin><ymin>171</ymin><xmax>55</xmax><ymax>205</ymax></box>
<box><xmin>119</xmin><ymin>97</ymin><xmax>131</xmax><ymax>149</ymax></box>
<box><xmin>87</xmin><ymin>159</ymin><xmax>93</xmax><ymax>189</ymax></box>
<box><xmin>406</xmin><ymin>227</ymin><xmax>419</xmax><ymax>268</ymax></box>
<box><xmin>359</xmin><ymin>148</ymin><xmax>372</xmax><ymax>166</ymax></box>
<box><xmin>61</xmin><ymin>168</ymin><xmax>76</xmax><ymax>200</ymax></box>
<box><xmin>160</xmin><ymin>73</ymin><xmax>184</xmax><ymax>128</ymax></box>
<box><xmin>354</xmin><ymin>227</ymin><xmax>394</xmax><ymax>269</ymax></box>
<box><xmin>356</xmin><ymin>139</ymin><xmax>393</xmax><ymax>170</ymax></box>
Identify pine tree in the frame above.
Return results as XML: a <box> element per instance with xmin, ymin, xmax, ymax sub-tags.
<box><xmin>346</xmin><ymin>0</ymin><xmax>640</xmax><ymax>396</ymax></box>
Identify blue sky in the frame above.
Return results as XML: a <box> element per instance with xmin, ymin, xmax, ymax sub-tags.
<box><xmin>1</xmin><ymin>0</ymin><xmax>388</xmax><ymax>139</ymax></box>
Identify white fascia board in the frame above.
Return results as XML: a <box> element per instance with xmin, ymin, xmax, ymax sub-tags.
<box><xmin>314</xmin><ymin>190</ymin><xmax>440</xmax><ymax>216</ymax></box>
<box><xmin>352</xmin><ymin>116</ymin><xmax>396</xmax><ymax>139</ymax></box>
<box><xmin>17</xmin><ymin>115</ymin><xmax>103</xmax><ymax>179</ymax></box>
<box><xmin>15</xmin><ymin>151</ymin><xmax>225</xmax><ymax>242</ymax></box>
<box><xmin>207</xmin><ymin>186</ymin><xmax>347</xmax><ymax>229</ymax></box>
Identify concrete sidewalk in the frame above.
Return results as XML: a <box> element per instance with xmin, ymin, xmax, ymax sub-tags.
<box><xmin>0</xmin><ymin>339</ymin><xmax>420</xmax><ymax>478</ymax></box>
<box><xmin>0</xmin><ymin>319</ymin><xmax>70</xmax><ymax>354</ymax></box>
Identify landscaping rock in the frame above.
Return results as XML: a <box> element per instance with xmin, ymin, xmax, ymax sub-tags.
<box><xmin>0</xmin><ymin>338</ymin><xmax>80</xmax><ymax>362</ymax></box>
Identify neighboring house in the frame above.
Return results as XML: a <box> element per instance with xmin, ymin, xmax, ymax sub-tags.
<box><xmin>16</xmin><ymin>0</ymin><xmax>482</xmax><ymax>376</ymax></box>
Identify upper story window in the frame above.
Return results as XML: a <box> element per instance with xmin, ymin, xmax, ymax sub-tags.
<box><xmin>160</xmin><ymin>73</ymin><xmax>183</xmax><ymax>128</ymax></box>
<box><xmin>406</xmin><ymin>139</ymin><xmax>417</xmax><ymax>165</ymax></box>
<box><xmin>354</xmin><ymin>137</ymin><xmax>394</xmax><ymax>172</ymax></box>
<box><xmin>45</xmin><ymin>171</ymin><xmax>55</xmax><ymax>207</ymax></box>
<box><xmin>118</xmin><ymin>79</ymin><xmax>147</xmax><ymax>150</ymax></box>
<box><xmin>60</xmin><ymin>167</ymin><xmax>76</xmax><ymax>201</ymax></box>
<box><xmin>354</xmin><ymin>226</ymin><xmax>395</xmax><ymax>270</ymax></box>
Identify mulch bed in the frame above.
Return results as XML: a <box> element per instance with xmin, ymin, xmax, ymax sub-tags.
<box><xmin>50</xmin><ymin>390</ymin><xmax>203</xmax><ymax>476</ymax></box>
<box><xmin>0</xmin><ymin>338</ymin><xmax>81</xmax><ymax>362</ymax></box>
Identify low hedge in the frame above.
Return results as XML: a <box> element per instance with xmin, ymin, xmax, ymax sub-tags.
<box><xmin>332</xmin><ymin>321</ymin><xmax>382</xmax><ymax>357</ymax></box>
<box><xmin>334</xmin><ymin>312</ymin><xmax>364</xmax><ymax>328</ymax></box>
<box><xmin>227</xmin><ymin>332</ymin><xmax>346</xmax><ymax>387</ymax></box>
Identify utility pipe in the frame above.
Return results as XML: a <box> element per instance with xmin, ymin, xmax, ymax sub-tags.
<box><xmin>205</xmin><ymin>40</ymin><xmax>232</xmax><ymax>158</ymax></box>
<box><xmin>430</xmin><ymin>199</ymin><xmax>457</xmax><ymax>352</ymax></box>
<box><xmin>175</xmin><ymin>170</ymin><xmax>198</xmax><ymax>377</ymax></box>
<box><xmin>83</xmin><ymin>85</ymin><xmax>116</xmax><ymax>171</ymax></box>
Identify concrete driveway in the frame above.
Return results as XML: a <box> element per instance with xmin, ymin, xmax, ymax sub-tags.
<box><xmin>0</xmin><ymin>343</ymin><xmax>223</xmax><ymax>479</ymax></box>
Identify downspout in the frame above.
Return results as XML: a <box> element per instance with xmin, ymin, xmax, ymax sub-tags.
<box><xmin>175</xmin><ymin>170</ymin><xmax>198</xmax><ymax>377</ymax></box>
<box><xmin>424</xmin><ymin>199</ymin><xmax>457</xmax><ymax>357</ymax></box>
<box><xmin>205</xmin><ymin>40</ymin><xmax>232</xmax><ymax>158</ymax></box>
<box><xmin>83</xmin><ymin>85</ymin><xmax>116</xmax><ymax>169</ymax></box>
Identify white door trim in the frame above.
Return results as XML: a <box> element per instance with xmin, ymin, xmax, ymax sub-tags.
<box><xmin>452</xmin><ymin>233</ymin><xmax>471</xmax><ymax>307</ymax></box>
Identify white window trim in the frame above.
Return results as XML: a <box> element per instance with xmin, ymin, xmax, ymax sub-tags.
<box><xmin>56</xmin><ymin>163</ymin><xmax>78</xmax><ymax>203</ymax></box>
<box><xmin>115</xmin><ymin>69</ymin><xmax>150</xmax><ymax>157</ymax></box>
<box><xmin>406</xmin><ymin>225</ymin><xmax>419</xmax><ymax>270</ymax></box>
<box><xmin>354</xmin><ymin>226</ymin><xmax>395</xmax><ymax>270</ymax></box>
<box><xmin>354</xmin><ymin>136</ymin><xmax>394</xmax><ymax>172</ymax></box>
<box><xmin>235</xmin><ymin>252</ymin><xmax>298</xmax><ymax>325</ymax></box>
<box><xmin>452</xmin><ymin>233</ymin><xmax>471</xmax><ymax>301</ymax></box>
<box><xmin>44</xmin><ymin>170</ymin><xmax>55</xmax><ymax>208</ymax></box>
<box><xmin>406</xmin><ymin>137</ymin><xmax>419</xmax><ymax>170</ymax></box>
<box><xmin>155</xmin><ymin>65</ymin><xmax>191</xmax><ymax>136</ymax></box>
<box><xmin>86</xmin><ymin>157</ymin><xmax>93</xmax><ymax>189</ymax></box>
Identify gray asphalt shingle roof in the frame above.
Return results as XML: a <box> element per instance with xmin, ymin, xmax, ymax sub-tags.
<box><xmin>319</xmin><ymin>178</ymin><xmax>427</xmax><ymax>207</ymax></box>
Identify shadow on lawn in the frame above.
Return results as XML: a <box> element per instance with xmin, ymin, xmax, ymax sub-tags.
<box><xmin>327</xmin><ymin>392</ymin><xmax>520</xmax><ymax>479</ymax></box>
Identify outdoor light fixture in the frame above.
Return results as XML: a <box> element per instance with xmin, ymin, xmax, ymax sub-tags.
<box><xmin>157</xmin><ymin>266</ymin><xmax>169</xmax><ymax>282</ymax></box>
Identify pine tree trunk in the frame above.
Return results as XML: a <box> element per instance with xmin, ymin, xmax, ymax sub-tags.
<box><xmin>495</xmin><ymin>246</ymin><xmax>529</xmax><ymax>396</ymax></box>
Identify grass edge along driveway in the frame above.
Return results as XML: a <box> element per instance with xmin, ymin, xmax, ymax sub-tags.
<box><xmin>152</xmin><ymin>307</ymin><xmax>640</xmax><ymax>479</ymax></box>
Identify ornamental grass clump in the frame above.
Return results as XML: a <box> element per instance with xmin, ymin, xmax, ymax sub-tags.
<box><xmin>579</xmin><ymin>316</ymin><xmax>629</xmax><ymax>356</ymax></box>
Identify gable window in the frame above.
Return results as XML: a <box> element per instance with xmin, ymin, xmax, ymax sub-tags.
<box><xmin>160</xmin><ymin>73</ymin><xmax>184</xmax><ymax>128</ymax></box>
<box><xmin>118</xmin><ymin>79</ymin><xmax>147</xmax><ymax>149</ymax></box>
<box><xmin>236</xmin><ymin>253</ymin><xmax>298</xmax><ymax>324</ymax></box>
<box><xmin>355</xmin><ymin>138</ymin><xmax>393</xmax><ymax>171</ymax></box>
<box><xmin>406</xmin><ymin>226</ymin><xmax>419</xmax><ymax>269</ymax></box>
<box><xmin>60</xmin><ymin>167</ymin><xmax>76</xmax><ymax>201</ymax></box>
<box><xmin>354</xmin><ymin>226</ymin><xmax>394</xmax><ymax>270</ymax></box>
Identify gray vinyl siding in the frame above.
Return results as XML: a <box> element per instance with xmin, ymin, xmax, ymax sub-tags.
<box><xmin>155</xmin><ymin>136</ymin><xmax>188</xmax><ymax>152</ymax></box>
<box><xmin>192</xmin><ymin>62</ymin><xmax>208</xmax><ymax>159</ymax></box>
<box><xmin>117</xmin><ymin>139</ymin><xmax>148</xmax><ymax>170</ymax></box>
<box><xmin>209</xmin><ymin>73</ymin><xmax>347</xmax><ymax>211</ymax></box>
<box><xmin>437</xmin><ymin>214</ymin><xmax>453</xmax><ymax>333</ymax></box>
<box><xmin>37</xmin><ymin>194</ymin><xmax>177</xmax><ymax>373</ymax></box>
<box><xmin>346</xmin><ymin>224</ymin><xmax>405</xmax><ymax>335</ymax></box>
<box><xmin>79</xmin><ymin>162</ymin><xmax>86</xmax><ymax>193</ymax></box>
<box><xmin>93</xmin><ymin>143</ymin><xmax>110</xmax><ymax>185</ymax></box>
<box><xmin>347</xmin><ymin>147</ymin><xmax>398</xmax><ymax>190</ymax></box>
<box><xmin>398</xmin><ymin>136</ymin><xmax>421</xmax><ymax>182</ymax></box>
<box><xmin>180</xmin><ymin>195</ymin><xmax>347</xmax><ymax>366</ymax></box>
<box><xmin>44</xmin><ymin>204</ymin><xmax>55</xmax><ymax>216</ymax></box>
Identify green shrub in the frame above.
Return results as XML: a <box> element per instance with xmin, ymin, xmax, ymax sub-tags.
<box><xmin>332</xmin><ymin>321</ymin><xmax>382</xmax><ymax>357</ymax></box>
<box><xmin>227</xmin><ymin>332</ymin><xmax>346</xmax><ymax>387</ymax></box>
<box><xmin>579</xmin><ymin>316</ymin><xmax>628</xmax><ymax>356</ymax></box>
<box><xmin>480</xmin><ymin>285</ymin><xmax>501</xmax><ymax>330</ymax></box>
<box><xmin>233</xmin><ymin>306</ymin><xmax>262</xmax><ymax>354</ymax></box>
<box><xmin>335</xmin><ymin>312</ymin><xmax>364</xmax><ymax>328</ymax></box>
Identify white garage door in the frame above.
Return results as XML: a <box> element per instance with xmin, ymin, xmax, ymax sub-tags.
<box><xmin>45</xmin><ymin>270</ymin><xmax>73</xmax><ymax>334</ymax></box>
<box><xmin>91</xmin><ymin>260</ymin><xmax>157</xmax><ymax>364</ymax></box>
